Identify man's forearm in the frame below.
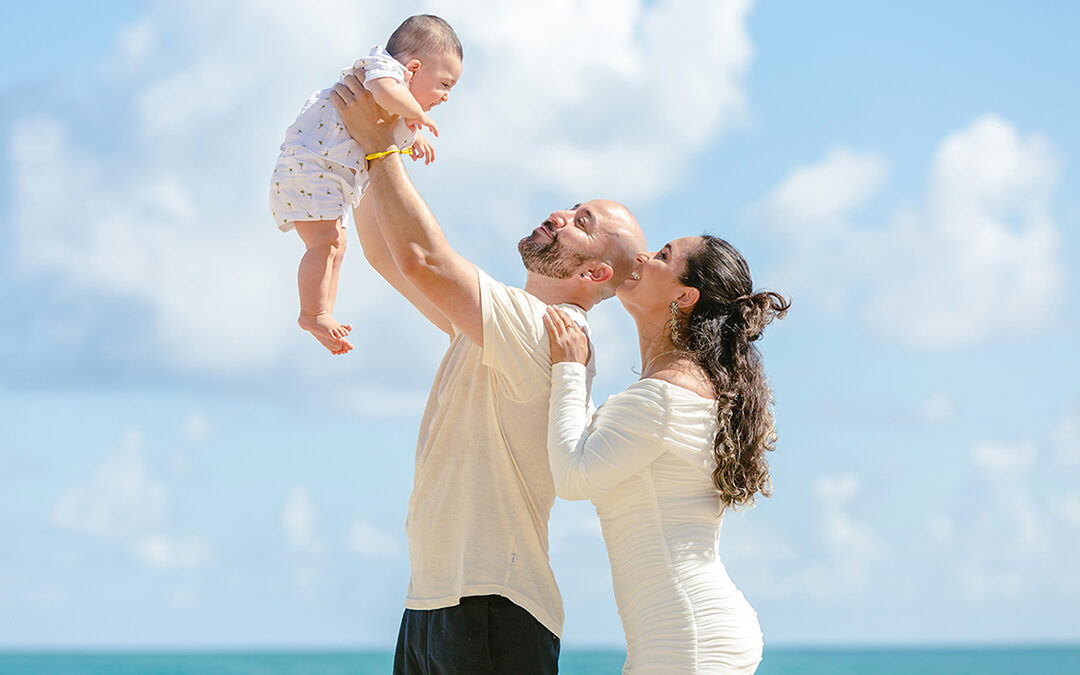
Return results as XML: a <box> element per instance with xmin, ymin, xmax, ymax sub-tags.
<box><xmin>353</xmin><ymin>195</ymin><xmax>454</xmax><ymax>336</ymax></box>
<box><xmin>366</xmin><ymin>153</ymin><xmax>452</xmax><ymax>277</ymax></box>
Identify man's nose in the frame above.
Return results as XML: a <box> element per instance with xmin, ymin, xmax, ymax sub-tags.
<box><xmin>548</xmin><ymin>211</ymin><xmax>571</xmax><ymax>228</ymax></box>
<box><xmin>637</xmin><ymin>252</ymin><xmax>652</xmax><ymax>264</ymax></box>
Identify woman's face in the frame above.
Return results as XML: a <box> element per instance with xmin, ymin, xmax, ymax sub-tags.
<box><xmin>616</xmin><ymin>236</ymin><xmax>702</xmax><ymax>318</ymax></box>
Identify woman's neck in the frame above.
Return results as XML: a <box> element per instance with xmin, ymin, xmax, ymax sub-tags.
<box><xmin>635</xmin><ymin>315</ymin><xmax>683</xmax><ymax>378</ymax></box>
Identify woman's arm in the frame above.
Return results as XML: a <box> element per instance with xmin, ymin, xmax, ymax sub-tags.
<box><xmin>544</xmin><ymin>307</ymin><xmax>664</xmax><ymax>500</ymax></box>
<box><xmin>547</xmin><ymin>363</ymin><xmax>665</xmax><ymax>500</ymax></box>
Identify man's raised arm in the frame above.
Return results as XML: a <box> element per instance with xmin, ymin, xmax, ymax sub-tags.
<box><xmin>331</xmin><ymin>76</ymin><xmax>483</xmax><ymax>346</ymax></box>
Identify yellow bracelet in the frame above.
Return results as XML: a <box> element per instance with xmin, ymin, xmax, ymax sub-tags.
<box><xmin>365</xmin><ymin>146</ymin><xmax>411</xmax><ymax>161</ymax></box>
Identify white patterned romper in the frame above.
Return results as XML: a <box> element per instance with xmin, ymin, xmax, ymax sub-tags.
<box><xmin>269</xmin><ymin>46</ymin><xmax>415</xmax><ymax>231</ymax></box>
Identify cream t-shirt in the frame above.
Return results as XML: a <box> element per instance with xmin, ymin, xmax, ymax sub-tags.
<box><xmin>403</xmin><ymin>267</ymin><xmax>594</xmax><ymax>638</ymax></box>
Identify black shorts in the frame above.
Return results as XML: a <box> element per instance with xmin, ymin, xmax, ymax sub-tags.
<box><xmin>393</xmin><ymin>595</ymin><xmax>560</xmax><ymax>674</ymax></box>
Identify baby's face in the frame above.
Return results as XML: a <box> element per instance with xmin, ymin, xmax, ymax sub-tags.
<box><xmin>405</xmin><ymin>51</ymin><xmax>462</xmax><ymax>111</ymax></box>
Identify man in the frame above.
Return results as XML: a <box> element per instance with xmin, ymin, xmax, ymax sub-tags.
<box><xmin>331</xmin><ymin>74</ymin><xmax>647</xmax><ymax>674</ymax></box>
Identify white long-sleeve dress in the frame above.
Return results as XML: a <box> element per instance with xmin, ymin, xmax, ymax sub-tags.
<box><xmin>548</xmin><ymin>363</ymin><xmax>763</xmax><ymax>674</ymax></box>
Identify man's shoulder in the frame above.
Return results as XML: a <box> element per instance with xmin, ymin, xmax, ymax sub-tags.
<box><xmin>479</xmin><ymin>269</ymin><xmax>534</xmax><ymax>309</ymax></box>
<box><xmin>479</xmin><ymin>270</ymin><xmax>588</xmax><ymax>327</ymax></box>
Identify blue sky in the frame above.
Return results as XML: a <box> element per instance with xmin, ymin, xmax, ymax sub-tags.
<box><xmin>2</xmin><ymin>0</ymin><xmax>1079</xmax><ymax>649</ymax></box>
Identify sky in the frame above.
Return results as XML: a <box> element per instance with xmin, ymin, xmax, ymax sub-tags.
<box><xmin>2</xmin><ymin>0</ymin><xmax>1079</xmax><ymax>650</ymax></box>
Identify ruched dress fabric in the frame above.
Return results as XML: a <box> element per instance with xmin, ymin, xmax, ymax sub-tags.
<box><xmin>548</xmin><ymin>363</ymin><xmax>763</xmax><ymax>674</ymax></box>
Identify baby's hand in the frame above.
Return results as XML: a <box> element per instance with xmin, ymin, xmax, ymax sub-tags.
<box><xmin>408</xmin><ymin>134</ymin><xmax>436</xmax><ymax>165</ymax></box>
<box><xmin>404</xmin><ymin>111</ymin><xmax>439</xmax><ymax>137</ymax></box>
<box><xmin>543</xmin><ymin>306</ymin><xmax>590</xmax><ymax>365</ymax></box>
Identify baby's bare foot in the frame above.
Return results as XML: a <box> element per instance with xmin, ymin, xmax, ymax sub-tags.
<box><xmin>299</xmin><ymin>313</ymin><xmax>354</xmax><ymax>355</ymax></box>
<box><xmin>312</xmin><ymin>331</ymin><xmax>353</xmax><ymax>355</ymax></box>
<box><xmin>298</xmin><ymin>313</ymin><xmax>352</xmax><ymax>340</ymax></box>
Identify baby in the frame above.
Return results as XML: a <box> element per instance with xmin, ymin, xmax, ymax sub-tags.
<box><xmin>270</xmin><ymin>15</ymin><xmax>462</xmax><ymax>354</ymax></box>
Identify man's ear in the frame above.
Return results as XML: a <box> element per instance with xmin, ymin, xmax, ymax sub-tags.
<box><xmin>405</xmin><ymin>59</ymin><xmax>422</xmax><ymax>74</ymax></box>
<box><xmin>582</xmin><ymin>263</ymin><xmax>614</xmax><ymax>284</ymax></box>
<box><xmin>675</xmin><ymin>287</ymin><xmax>700</xmax><ymax>309</ymax></box>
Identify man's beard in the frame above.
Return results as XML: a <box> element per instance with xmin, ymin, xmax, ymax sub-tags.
<box><xmin>518</xmin><ymin>230</ymin><xmax>590</xmax><ymax>279</ymax></box>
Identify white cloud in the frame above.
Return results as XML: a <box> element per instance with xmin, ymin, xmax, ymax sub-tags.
<box><xmin>346</xmin><ymin>520</ymin><xmax>401</xmax><ymax>559</ymax></box>
<box><xmin>118</xmin><ymin>19</ymin><xmax>154</xmax><ymax>64</ymax></box>
<box><xmin>28</xmin><ymin>583</ymin><xmax>65</xmax><ymax>609</ymax></box>
<box><xmin>811</xmin><ymin>474</ymin><xmax>887</xmax><ymax>590</ymax></box>
<box><xmin>971</xmin><ymin>440</ymin><xmax>1036</xmax><ymax>478</ymax></box>
<box><xmin>758</xmin><ymin>147</ymin><xmax>889</xmax><ymax>230</ymax></box>
<box><xmin>756</xmin><ymin>116</ymin><xmax>1065</xmax><ymax>349</ymax></box>
<box><xmin>813</xmin><ymin>473</ymin><xmax>862</xmax><ymax>506</ymax></box>
<box><xmin>863</xmin><ymin>116</ymin><xmax>1064</xmax><ymax>348</ymax></box>
<box><xmin>1050</xmin><ymin>493</ymin><xmax>1080</xmax><ymax>530</ymax></box>
<box><xmin>185</xmin><ymin>412</ymin><xmax>211</xmax><ymax>442</ymax></box>
<box><xmin>134</xmin><ymin>534</ymin><xmax>214</xmax><ymax>570</ymax></box>
<box><xmin>137</xmin><ymin>62</ymin><xmax>252</xmax><ymax>136</ymax></box>
<box><xmin>7</xmin><ymin>0</ymin><xmax>755</xmax><ymax>381</ymax></box>
<box><xmin>51</xmin><ymin>429</ymin><xmax>215</xmax><ymax>570</ymax></box>
<box><xmin>295</xmin><ymin>567</ymin><xmax>317</xmax><ymax>590</ymax></box>
<box><xmin>1050</xmin><ymin>409</ymin><xmax>1080</xmax><ymax>467</ymax></box>
<box><xmin>732</xmin><ymin>474</ymin><xmax>886</xmax><ymax>599</ymax></box>
<box><xmin>436</xmin><ymin>0</ymin><xmax>754</xmax><ymax>202</ymax></box>
<box><xmin>753</xmin><ymin>147</ymin><xmax>889</xmax><ymax>310</ymax></box>
<box><xmin>10</xmin><ymin>116</ymin><xmax>301</xmax><ymax>373</ymax></box>
<box><xmin>52</xmin><ymin>430</ymin><xmax>167</xmax><ymax>539</ymax></box>
<box><xmin>336</xmin><ymin>383</ymin><xmax>433</xmax><ymax>420</ymax></box>
<box><xmin>283</xmin><ymin>486</ymin><xmax>324</xmax><ymax>554</ymax></box>
<box><xmin>970</xmin><ymin>441</ymin><xmax>1045</xmax><ymax>554</ymax></box>
<box><xmin>925</xmin><ymin>514</ymin><xmax>956</xmax><ymax>545</ymax></box>
<box><xmin>717</xmin><ymin>516</ymin><xmax>796</xmax><ymax>567</ymax></box>
<box><xmin>921</xmin><ymin>391</ymin><xmax>957</xmax><ymax>423</ymax></box>
<box><xmin>944</xmin><ymin>435</ymin><xmax>1080</xmax><ymax>601</ymax></box>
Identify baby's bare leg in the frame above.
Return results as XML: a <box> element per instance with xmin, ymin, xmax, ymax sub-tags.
<box><xmin>294</xmin><ymin>219</ymin><xmax>353</xmax><ymax>354</ymax></box>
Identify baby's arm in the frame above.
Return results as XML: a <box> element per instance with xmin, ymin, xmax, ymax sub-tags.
<box><xmin>365</xmin><ymin>77</ymin><xmax>439</xmax><ymax>136</ymax></box>
<box><xmin>409</xmin><ymin>133</ymin><xmax>435</xmax><ymax>165</ymax></box>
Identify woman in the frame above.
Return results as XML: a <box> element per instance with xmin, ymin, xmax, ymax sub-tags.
<box><xmin>544</xmin><ymin>235</ymin><xmax>789</xmax><ymax>674</ymax></box>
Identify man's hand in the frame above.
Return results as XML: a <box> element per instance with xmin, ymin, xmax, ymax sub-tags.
<box><xmin>330</xmin><ymin>74</ymin><xmax>398</xmax><ymax>154</ymax></box>
<box><xmin>409</xmin><ymin>133</ymin><xmax>436</xmax><ymax>165</ymax></box>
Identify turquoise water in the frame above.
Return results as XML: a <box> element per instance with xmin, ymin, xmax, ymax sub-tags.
<box><xmin>0</xmin><ymin>646</ymin><xmax>1078</xmax><ymax>674</ymax></box>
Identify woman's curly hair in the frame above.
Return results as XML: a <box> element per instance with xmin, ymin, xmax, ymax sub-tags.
<box><xmin>677</xmin><ymin>236</ymin><xmax>790</xmax><ymax>509</ymax></box>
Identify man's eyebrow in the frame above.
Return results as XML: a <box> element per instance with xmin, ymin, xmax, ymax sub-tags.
<box><xmin>661</xmin><ymin>244</ymin><xmax>672</xmax><ymax>254</ymax></box>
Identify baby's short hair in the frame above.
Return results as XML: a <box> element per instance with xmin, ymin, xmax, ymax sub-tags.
<box><xmin>386</xmin><ymin>15</ymin><xmax>462</xmax><ymax>62</ymax></box>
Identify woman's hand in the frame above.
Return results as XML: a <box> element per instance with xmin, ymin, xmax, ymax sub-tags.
<box><xmin>543</xmin><ymin>306</ymin><xmax>590</xmax><ymax>365</ymax></box>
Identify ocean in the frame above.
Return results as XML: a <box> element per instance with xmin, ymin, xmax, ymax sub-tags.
<box><xmin>0</xmin><ymin>646</ymin><xmax>1078</xmax><ymax>674</ymax></box>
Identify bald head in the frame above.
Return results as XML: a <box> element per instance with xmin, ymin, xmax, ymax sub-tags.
<box><xmin>590</xmin><ymin>200</ymin><xmax>647</xmax><ymax>301</ymax></box>
<box><xmin>518</xmin><ymin>199</ymin><xmax>646</xmax><ymax>305</ymax></box>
